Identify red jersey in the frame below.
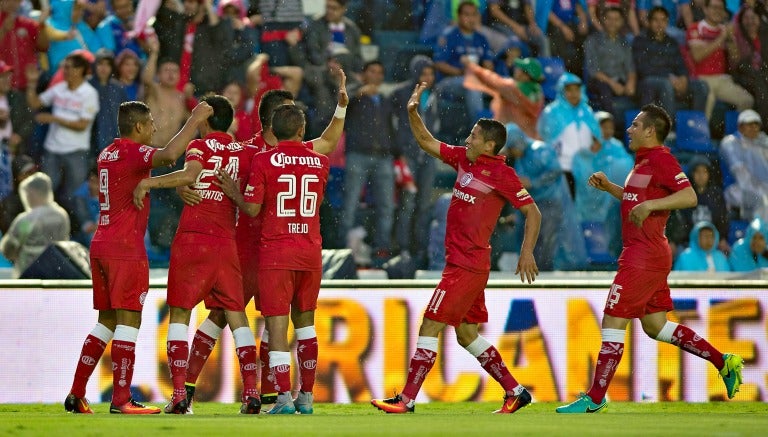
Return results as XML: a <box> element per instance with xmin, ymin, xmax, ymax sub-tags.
<box><xmin>0</xmin><ymin>13</ymin><xmax>42</xmax><ymax>90</ymax></box>
<box><xmin>176</xmin><ymin>132</ymin><xmax>252</xmax><ymax>239</ymax></box>
<box><xmin>619</xmin><ymin>146</ymin><xmax>691</xmax><ymax>271</ymax></box>
<box><xmin>686</xmin><ymin>21</ymin><xmax>727</xmax><ymax>76</ymax></box>
<box><xmin>236</xmin><ymin>133</ymin><xmax>314</xmax><ymax>255</ymax></box>
<box><xmin>90</xmin><ymin>138</ymin><xmax>157</xmax><ymax>259</ymax></box>
<box><xmin>244</xmin><ymin>141</ymin><xmax>329</xmax><ymax>271</ymax></box>
<box><xmin>440</xmin><ymin>143</ymin><xmax>534</xmax><ymax>272</ymax></box>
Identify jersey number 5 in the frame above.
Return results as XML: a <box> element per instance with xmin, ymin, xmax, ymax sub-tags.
<box><xmin>277</xmin><ymin>174</ymin><xmax>319</xmax><ymax>218</ymax></box>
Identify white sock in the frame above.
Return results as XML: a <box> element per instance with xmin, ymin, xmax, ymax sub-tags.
<box><xmin>198</xmin><ymin>318</ymin><xmax>223</xmax><ymax>340</ymax></box>
<box><xmin>167</xmin><ymin>323</ymin><xmax>188</xmax><ymax>342</ymax></box>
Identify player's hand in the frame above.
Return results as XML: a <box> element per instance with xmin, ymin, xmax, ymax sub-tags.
<box><xmin>587</xmin><ymin>171</ymin><xmax>611</xmax><ymax>192</ymax></box>
<box><xmin>190</xmin><ymin>101</ymin><xmax>213</xmax><ymax>123</ymax></box>
<box><xmin>133</xmin><ymin>180</ymin><xmax>150</xmax><ymax>209</ymax></box>
<box><xmin>176</xmin><ymin>185</ymin><xmax>201</xmax><ymax>206</ymax></box>
<box><xmin>515</xmin><ymin>251</ymin><xmax>539</xmax><ymax>284</ymax></box>
<box><xmin>212</xmin><ymin>169</ymin><xmax>239</xmax><ymax>199</ymax></box>
<box><xmin>336</xmin><ymin>68</ymin><xmax>349</xmax><ymax>107</ymax></box>
<box><xmin>407</xmin><ymin>82</ymin><xmax>428</xmax><ymax>113</ymax></box>
<box><xmin>629</xmin><ymin>202</ymin><xmax>652</xmax><ymax>227</ymax></box>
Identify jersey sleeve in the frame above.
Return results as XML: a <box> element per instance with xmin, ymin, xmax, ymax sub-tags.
<box><xmin>657</xmin><ymin>153</ymin><xmax>691</xmax><ymax>192</ymax></box>
<box><xmin>243</xmin><ymin>157</ymin><xmax>265</xmax><ymax>205</ymax></box>
<box><xmin>184</xmin><ymin>140</ymin><xmax>207</xmax><ymax>164</ymax></box>
<box><xmin>439</xmin><ymin>143</ymin><xmax>463</xmax><ymax>170</ymax></box>
<box><xmin>498</xmin><ymin>167</ymin><xmax>535</xmax><ymax>209</ymax></box>
<box><xmin>132</xmin><ymin>145</ymin><xmax>158</xmax><ymax>172</ymax></box>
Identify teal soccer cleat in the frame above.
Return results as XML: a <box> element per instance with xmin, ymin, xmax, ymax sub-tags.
<box><xmin>720</xmin><ymin>353</ymin><xmax>744</xmax><ymax>399</ymax></box>
<box><xmin>556</xmin><ymin>393</ymin><xmax>607</xmax><ymax>414</ymax></box>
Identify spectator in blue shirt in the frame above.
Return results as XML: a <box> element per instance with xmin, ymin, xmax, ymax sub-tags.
<box><xmin>673</xmin><ymin>221</ymin><xmax>732</xmax><ymax>271</ymax></box>
<box><xmin>545</xmin><ymin>0</ymin><xmax>589</xmax><ymax>73</ymax></box>
<box><xmin>637</xmin><ymin>0</ymin><xmax>694</xmax><ymax>45</ymax></box>
<box><xmin>88</xmin><ymin>49</ymin><xmax>127</xmax><ymax>154</ymax></box>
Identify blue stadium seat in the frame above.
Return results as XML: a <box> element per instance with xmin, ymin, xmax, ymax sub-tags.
<box><xmin>675</xmin><ymin>110</ymin><xmax>715</xmax><ymax>152</ymax></box>
<box><xmin>724</xmin><ymin>110</ymin><xmax>739</xmax><ymax>136</ymax></box>
<box><xmin>538</xmin><ymin>57</ymin><xmax>565</xmax><ymax>102</ymax></box>
<box><xmin>581</xmin><ymin>221</ymin><xmax>616</xmax><ymax>264</ymax></box>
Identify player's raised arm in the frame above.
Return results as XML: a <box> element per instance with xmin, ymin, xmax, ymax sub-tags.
<box><xmin>212</xmin><ymin>168</ymin><xmax>262</xmax><ymax>217</ymax></box>
<box><xmin>407</xmin><ymin>82</ymin><xmax>441</xmax><ymax>159</ymax></box>
<box><xmin>516</xmin><ymin>202</ymin><xmax>541</xmax><ymax>284</ymax></box>
<box><xmin>151</xmin><ymin>102</ymin><xmax>213</xmax><ymax>167</ymax></box>
<box><xmin>588</xmin><ymin>171</ymin><xmax>624</xmax><ymax>200</ymax></box>
<box><xmin>312</xmin><ymin>67</ymin><xmax>349</xmax><ymax>155</ymax></box>
<box><xmin>133</xmin><ymin>160</ymin><xmax>204</xmax><ymax>209</ymax></box>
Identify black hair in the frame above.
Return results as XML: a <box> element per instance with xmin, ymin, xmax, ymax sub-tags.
<box><xmin>65</xmin><ymin>53</ymin><xmax>91</xmax><ymax>76</ymax></box>
<box><xmin>640</xmin><ymin>104</ymin><xmax>672</xmax><ymax>143</ymax></box>
<box><xmin>259</xmin><ymin>89</ymin><xmax>294</xmax><ymax>128</ymax></box>
<box><xmin>476</xmin><ymin>118</ymin><xmax>507</xmax><ymax>155</ymax></box>
<box><xmin>201</xmin><ymin>94</ymin><xmax>235</xmax><ymax>133</ymax></box>
<box><xmin>117</xmin><ymin>101</ymin><xmax>151</xmax><ymax>137</ymax></box>
<box><xmin>271</xmin><ymin>105</ymin><xmax>306</xmax><ymax>141</ymax></box>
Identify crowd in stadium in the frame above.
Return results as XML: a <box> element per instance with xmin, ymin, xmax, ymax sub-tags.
<box><xmin>0</xmin><ymin>0</ymin><xmax>767</xmax><ymax>277</ymax></box>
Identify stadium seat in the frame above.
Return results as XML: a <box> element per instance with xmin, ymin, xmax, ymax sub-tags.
<box><xmin>675</xmin><ymin>110</ymin><xmax>716</xmax><ymax>152</ymax></box>
<box><xmin>728</xmin><ymin>219</ymin><xmax>749</xmax><ymax>244</ymax></box>
<box><xmin>581</xmin><ymin>221</ymin><xmax>616</xmax><ymax>264</ymax></box>
<box><xmin>724</xmin><ymin>110</ymin><xmax>739</xmax><ymax>136</ymax></box>
<box><xmin>538</xmin><ymin>57</ymin><xmax>565</xmax><ymax>102</ymax></box>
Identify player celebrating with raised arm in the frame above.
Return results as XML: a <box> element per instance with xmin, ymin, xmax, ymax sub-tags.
<box><xmin>371</xmin><ymin>82</ymin><xmax>542</xmax><ymax>415</ymax></box>
<box><xmin>65</xmin><ymin>100</ymin><xmax>213</xmax><ymax>414</ymax></box>
<box><xmin>181</xmin><ymin>71</ymin><xmax>348</xmax><ymax>410</ymax></box>
<box><xmin>217</xmin><ymin>104</ymin><xmax>331</xmax><ymax>415</ymax></box>
<box><xmin>557</xmin><ymin>104</ymin><xmax>744</xmax><ymax>414</ymax></box>
<box><xmin>132</xmin><ymin>95</ymin><xmax>262</xmax><ymax>415</ymax></box>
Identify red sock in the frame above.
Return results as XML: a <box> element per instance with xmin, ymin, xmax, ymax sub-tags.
<box><xmin>167</xmin><ymin>340</ymin><xmax>189</xmax><ymax>402</ymax></box>
<box><xmin>237</xmin><ymin>345</ymin><xmax>259</xmax><ymax>400</ymax></box>
<box><xmin>269</xmin><ymin>351</ymin><xmax>292</xmax><ymax>394</ymax></box>
<box><xmin>402</xmin><ymin>347</ymin><xmax>438</xmax><ymax>401</ymax></box>
<box><xmin>586</xmin><ymin>341</ymin><xmax>624</xmax><ymax>404</ymax></box>
<box><xmin>260</xmin><ymin>340</ymin><xmax>276</xmax><ymax>395</ymax></box>
<box><xmin>71</xmin><ymin>334</ymin><xmax>108</xmax><ymax>398</ymax></box>
<box><xmin>111</xmin><ymin>340</ymin><xmax>136</xmax><ymax>405</ymax></box>
<box><xmin>297</xmin><ymin>337</ymin><xmax>318</xmax><ymax>392</ymax></box>
<box><xmin>475</xmin><ymin>345</ymin><xmax>519</xmax><ymax>393</ymax></box>
<box><xmin>670</xmin><ymin>324</ymin><xmax>725</xmax><ymax>369</ymax></box>
<box><xmin>186</xmin><ymin>330</ymin><xmax>216</xmax><ymax>385</ymax></box>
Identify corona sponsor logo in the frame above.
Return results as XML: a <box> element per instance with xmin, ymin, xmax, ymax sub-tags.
<box><xmin>99</xmin><ymin>149</ymin><xmax>120</xmax><ymax>162</ymax></box>
<box><xmin>269</xmin><ymin>152</ymin><xmax>323</xmax><ymax>169</ymax></box>
<box><xmin>303</xmin><ymin>360</ymin><xmax>317</xmax><ymax>370</ymax></box>
<box><xmin>81</xmin><ymin>356</ymin><xmax>96</xmax><ymax>366</ymax></box>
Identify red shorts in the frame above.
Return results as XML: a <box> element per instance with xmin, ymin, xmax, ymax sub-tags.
<box><xmin>603</xmin><ymin>264</ymin><xmax>674</xmax><ymax>319</ymax></box>
<box><xmin>90</xmin><ymin>257</ymin><xmax>149</xmax><ymax>311</ymax></box>
<box><xmin>424</xmin><ymin>264</ymin><xmax>489</xmax><ymax>326</ymax></box>
<box><xmin>167</xmin><ymin>234</ymin><xmax>244</xmax><ymax>311</ymax></box>
<box><xmin>257</xmin><ymin>269</ymin><xmax>321</xmax><ymax>317</ymax></box>
<box><xmin>238</xmin><ymin>248</ymin><xmax>260</xmax><ymax>311</ymax></box>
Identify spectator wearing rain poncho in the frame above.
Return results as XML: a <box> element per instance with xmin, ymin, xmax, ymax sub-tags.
<box><xmin>0</xmin><ymin>172</ymin><xmax>70</xmax><ymax>278</ymax></box>
<box><xmin>728</xmin><ymin>217</ymin><xmax>768</xmax><ymax>272</ymax></box>
<box><xmin>505</xmin><ymin>122</ymin><xmax>587</xmax><ymax>270</ymax></box>
<box><xmin>572</xmin><ymin>111</ymin><xmax>634</xmax><ymax>259</ymax></box>
<box><xmin>537</xmin><ymin>72</ymin><xmax>602</xmax><ymax>197</ymax></box>
<box><xmin>673</xmin><ymin>221</ymin><xmax>731</xmax><ymax>272</ymax></box>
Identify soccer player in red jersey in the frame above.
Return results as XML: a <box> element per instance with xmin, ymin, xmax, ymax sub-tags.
<box><xmin>371</xmin><ymin>83</ymin><xmax>542</xmax><ymax>415</ymax></box>
<box><xmin>557</xmin><ymin>104</ymin><xmax>744</xmax><ymax>413</ymax></box>
<box><xmin>64</xmin><ymin>100</ymin><xmax>213</xmax><ymax>414</ymax></box>
<box><xmin>182</xmin><ymin>74</ymin><xmax>348</xmax><ymax>409</ymax></box>
<box><xmin>218</xmin><ymin>104</ymin><xmax>331</xmax><ymax>414</ymax></box>
<box><xmin>132</xmin><ymin>95</ymin><xmax>262</xmax><ymax>415</ymax></box>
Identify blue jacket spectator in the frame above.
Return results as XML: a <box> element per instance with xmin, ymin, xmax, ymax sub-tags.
<box><xmin>89</xmin><ymin>49</ymin><xmax>128</xmax><ymax>153</ymax></box>
<box><xmin>572</xmin><ymin>111</ymin><xmax>634</xmax><ymax>258</ymax></box>
<box><xmin>506</xmin><ymin>122</ymin><xmax>587</xmax><ymax>270</ymax></box>
<box><xmin>673</xmin><ymin>221</ymin><xmax>732</xmax><ymax>271</ymax></box>
<box><xmin>728</xmin><ymin>217</ymin><xmax>768</xmax><ymax>271</ymax></box>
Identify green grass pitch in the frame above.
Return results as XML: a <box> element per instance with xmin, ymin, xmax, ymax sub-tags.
<box><xmin>2</xmin><ymin>402</ymin><xmax>767</xmax><ymax>436</ymax></box>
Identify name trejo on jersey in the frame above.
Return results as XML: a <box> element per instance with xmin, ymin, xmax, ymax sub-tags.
<box><xmin>453</xmin><ymin>188</ymin><xmax>476</xmax><ymax>204</ymax></box>
<box><xmin>288</xmin><ymin>223</ymin><xmax>309</xmax><ymax>234</ymax></box>
<box><xmin>622</xmin><ymin>192</ymin><xmax>638</xmax><ymax>201</ymax></box>
<box><xmin>270</xmin><ymin>152</ymin><xmax>323</xmax><ymax>169</ymax></box>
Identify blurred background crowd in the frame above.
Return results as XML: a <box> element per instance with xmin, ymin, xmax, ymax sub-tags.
<box><xmin>0</xmin><ymin>0</ymin><xmax>766</xmax><ymax>278</ymax></box>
